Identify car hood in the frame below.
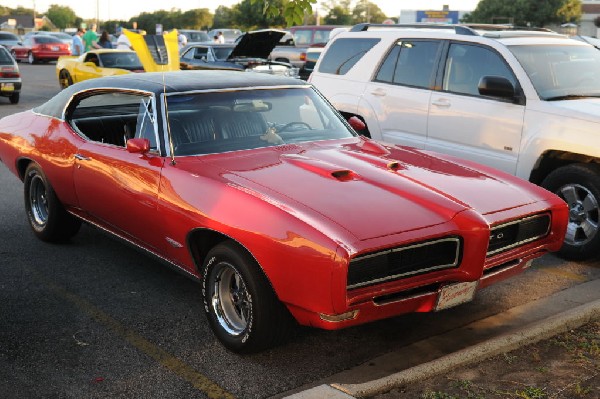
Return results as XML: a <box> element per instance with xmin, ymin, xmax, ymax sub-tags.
<box><xmin>228</xmin><ymin>29</ymin><xmax>287</xmax><ymax>60</ymax></box>
<box><xmin>181</xmin><ymin>139</ymin><xmax>543</xmax><ymax>241</ymax></box>
<box><xmin>547</xmin><ymin>98</ymin><xmax>600</xmax><ymax>122</ymax></box>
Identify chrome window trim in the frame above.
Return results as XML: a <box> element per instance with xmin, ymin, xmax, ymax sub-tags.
<box><xmin>348</xmin><ymin>237</ymin><xmax>461</xmax><ymax>290</ymax></box>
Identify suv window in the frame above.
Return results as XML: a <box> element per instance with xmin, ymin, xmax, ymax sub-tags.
<box><xmin>318</xmin><ymin>38</ymin><xmax>380</xmax><ymax>75</ymax></box>
<box><xmin>443</xmin><ymin>43</ymin><xmax>517</xmax><ymax>96</ymax></box>
<box><xmin>375</xmin><ymin>40</ymin><xmax>441</xmax><ymax>89</ymax></box>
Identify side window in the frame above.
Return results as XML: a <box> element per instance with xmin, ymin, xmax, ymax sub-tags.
<box><xmin>318</xmin><ymin>38</ymin><xmax>380</xmax><ymax>75</ymax></box>
<box><xmin>375</xmin><ymin>40</ymin><xmax>440</xmax><ymax>89</ymax></box>
<box><xmin>443</xmin><ymin>43</ymin><xmax>517</xmax><ymax>96</ymax></box>
<box><xmin>68</xmin><ymin>92</ymin><xmax>152</xmax><ymax>148</ymax></box>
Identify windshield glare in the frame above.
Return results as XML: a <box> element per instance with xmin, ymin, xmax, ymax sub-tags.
<box><xmin>509</xmin><ymin>44</ymin><xmax>600</xmax><ymax>99</ymax></box>
<box><xmin>166</xmin><ymin>87</ymin><xmax>355</xmax><ymax>156</ymax></box>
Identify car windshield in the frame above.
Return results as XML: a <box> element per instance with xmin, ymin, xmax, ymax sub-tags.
<box><xmin>165</xmin><ymin>87</ymin><xmax>355</xmax><ymax>156</ymax></box>
<box><xmin>214</xmin><ymin>46</ymin><xmax>234</xmax><ymax>60</ymax></box>
<box><xmin>509</xmin><ymin>43</ymin><xmax>600</xmax><ymax>100</ymax></box>
<box><xmin>99</xmin><ymin>52</ymin><xmax>143</xmax><ymax>70</ymax></box>
<box><xmin>34</xmin><ymin>36</ymin><xmax>62</xmax><ymax>44</ymax></box>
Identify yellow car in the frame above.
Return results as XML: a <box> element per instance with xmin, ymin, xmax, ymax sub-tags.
<box><xmin>56</xmin><ymin>30</ymin><xmax>180</xmax><ymax>89</ymax></box>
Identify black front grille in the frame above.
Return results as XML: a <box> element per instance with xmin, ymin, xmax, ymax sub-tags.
<box><xmin>487</xmin><ymin>213</ymin><xmax>551</xmax><ymax>256</ymax></box>
<box><xmin>347</xmin><ymin>237</ymin><xmax>461</xmax><ymax>289</ymax></box>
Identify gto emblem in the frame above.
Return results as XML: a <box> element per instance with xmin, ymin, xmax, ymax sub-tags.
<box><xmin>490</xmin><ymin>232</ymin><xmax>504</xmax><ymax>241</ymax></box>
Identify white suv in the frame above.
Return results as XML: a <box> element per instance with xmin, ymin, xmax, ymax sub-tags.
<box><xmin>310</xmin><ymin>24</ymin><xmax>600</xmax><ymax>260</ymax></box>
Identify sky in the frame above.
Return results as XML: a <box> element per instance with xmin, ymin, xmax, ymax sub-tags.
<box><xmin>5</xmin><ymin>1</ymin><xmax>481</xmax><ymax>22</ymax></box>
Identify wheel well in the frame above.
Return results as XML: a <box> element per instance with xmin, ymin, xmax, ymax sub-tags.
<box><xmin>530</xmin><ymin>150</ymin><xmax>600</xmax><ymax>184</ymax></box>
<box><xmin>16</xmin><ymin>158</ymin><xmax>33</xmax><ymax>181</ymax></box>
<box><xmin>339</xmin><ymin>112</ymin><xmax>371</xmax><ymax>138</ymax></box>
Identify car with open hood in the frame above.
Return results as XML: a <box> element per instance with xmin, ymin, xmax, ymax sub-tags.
<box><xmin>0</xmin><ymin>70</ymin><xmax>568</xmax><ymax>353</ymax></box>
<box><xmin>56</xmin><ymin>29</ymin><xmax>181</xmax><ymax>88</ymax></box>
<box><xmin>180</xmin><ymin>29</ymin><xmax>299</xmax><ymax>78</ymax></box>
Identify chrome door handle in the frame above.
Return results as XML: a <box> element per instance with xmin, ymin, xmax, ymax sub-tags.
<box><xmin>432</xmin><ymin>98</ymin><xmax>451</xmax><ymax>107</ymax></box>
<box><xmin>74</xmin><ymin>153</ymin><xmax>91</xmax><ymax>161</ymax></box>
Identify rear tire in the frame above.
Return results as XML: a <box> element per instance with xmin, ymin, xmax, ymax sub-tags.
<box><xmin>9</xmin><ymin>92</ymin><xmax>19</xmax><ymax>104</ymax></box>
<box><xmin>541</xmin><ymin>163</ymin><xmax>600</xmax><ymax>260</ymax></box>
<box><xmin>24</xmin><ymin>163</ymin><xmax>81</xmax><ymax>242</ymax></box>
<box><xmin>201</xmin><ymin>240</ymin><xmax>294</xmax><ymax>353</ymax></box>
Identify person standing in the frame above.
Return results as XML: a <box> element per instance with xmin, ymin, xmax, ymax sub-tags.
<box><xmin>116</xmin><ymin>28</ymin><xmax>133</xmax><ymax>50</ymax></box>
<box><xmin>71</xmin><ymin>28</ymin><xmax>85</xmax><ymax>55</ymax></box>
<box><xmin>217</xmin><ymin>31</ymin><xmax>225</xmax><ymax>44</ymax></box>
<box><xmin>98</xmin><ymin>31</ymin><xmax>113</xmax><ymax>49</ymax></box>
<box><xmin>178</xmin><ymin>31</ymin><xmax>187</xmax><ymax>50</ymax></box>
<box><xmin>83</xmin><ymin>23</ymin><xmax>101</xmax><ymax>52</ymax></box>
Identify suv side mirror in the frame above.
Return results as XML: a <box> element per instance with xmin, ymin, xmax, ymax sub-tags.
<box><xmin>478</xmin><ymin>76</ymin><xmax>516</xmax><ymax>99</ymax></box>
<box><xmin>347</xmin><ymin>116</ymin><xmax>366</xmax><ymax>131</ymax></box>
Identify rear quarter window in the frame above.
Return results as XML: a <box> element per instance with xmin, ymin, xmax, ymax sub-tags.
<box><xmin>317</xmin><ymin>38</ymin><xmax>380</xmax><ymax>75</ymax></box>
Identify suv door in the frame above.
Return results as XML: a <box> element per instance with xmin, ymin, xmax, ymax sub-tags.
<box><xmin>426</xmin><ymin>42</ymin><xmax>525</xmax><ymax>174</ymax></box>
<box><xmin>361</xmin><ymin>39</ymin><xmax>442</xmax><ymax>149</ymax></box>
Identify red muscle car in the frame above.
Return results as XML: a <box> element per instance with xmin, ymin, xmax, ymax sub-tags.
<box><xmin>0</xmin><ymin>71</ymin><xmax>568</xmax><ymax>353</ymax></box>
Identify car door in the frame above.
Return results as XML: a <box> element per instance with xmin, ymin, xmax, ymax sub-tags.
<box><xmin>361</xmin><ymin>39</ymin><xmax>441</xmax><ymax>149</ymax></box>
<box><xmin>71</xmin><ymin>91</ymin><xmax>166</xmax><ymax>253</ymax></box>
<box><xmin>426</xmin><ymin>42</ymin><xmax>525</xmax><ymax>174</ymax></box>
<box><xmin>72</xmin><ymin>52</ymin><xmax>104</xmax><ymax>82</ymax></box>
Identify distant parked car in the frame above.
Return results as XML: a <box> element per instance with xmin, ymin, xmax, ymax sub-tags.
<box><xmin>207</xmin><ymin>28</ymin><xmax>243</xmax><ymax>43</ymax></box>
<box><xmin>180</xmin><ymin>29</ymin><xmax>299</xmax><ymax>78</ymax></box>
<box><xmin>11</xmin><ymin>35</ymin><xmax>70</xmax><ymax>64</ymax></box>
<box><xmin>0</xmin><ymin>45</ymin><xmax>21</xmax><ymax>103</ymax></box>
<box><xmin>178</xmin><ymin>29</ymin><xmax>210</xmax><ymax>44</ymax></box>
<box><xmin>0</xmin><ymin>31</ymin><xmax>21</xmax><ymax>50</ymax></box>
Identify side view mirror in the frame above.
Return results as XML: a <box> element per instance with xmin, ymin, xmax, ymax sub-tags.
<box><xmin>478</xmin><ymin>76</ymin><xmax>515</xmax><ymax>99</ymax></box>
<box><xmin>126</xmin><ymin>138</ymin><xmax>150</xmax><ymax>154</ymax></box>
<box><xmin>347</xmin><ymin>116</ymin><xmax>366</xmax><ymax>131</ymax></box>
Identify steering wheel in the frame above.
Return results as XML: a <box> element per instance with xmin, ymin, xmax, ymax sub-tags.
<box><xmin>278</xmin><ymin>122</ymin><xmax>311</xmax><ymax>132</ymax></box>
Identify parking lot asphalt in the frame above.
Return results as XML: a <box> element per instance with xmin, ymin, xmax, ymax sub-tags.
<box><xmin>281</xmin><ymin>278</ymin><xmax>600</xmax><ymax>398</ymax></box>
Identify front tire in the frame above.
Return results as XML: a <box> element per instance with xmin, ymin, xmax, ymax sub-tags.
<box><xmin>542</xmin><ymin>163</ymin><xmax>600</xmax><ymax>260</ymax></box>
<box><xmin>201</xmin><ymin>240</ymin><xmax>294</xmax><ymax>353</ymax></box>
<box><xmin>24</xmin><ymin>163</ymin><xmax>81</xmax><ymax>242</ymax></box>
<box><xmin>58</xmin><ymin>69</ymin><xmax>73</xmax><ymax>89</ymax></box>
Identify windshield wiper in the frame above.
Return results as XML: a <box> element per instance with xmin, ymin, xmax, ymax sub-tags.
<box><xmin>545</xmin><ymin>94</ymin><xmax>600</xmax><ymax>101</ymax></box>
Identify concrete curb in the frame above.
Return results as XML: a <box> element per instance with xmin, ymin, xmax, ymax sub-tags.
<box><xmin>282</xmin><ymin>298</ymin><xmax>600</xmax><ymax>399</ymax></box>
<box><xmin>328</xmin><ymin>298</ymin><xmax>600</xmax><ymax>398</ymax></box>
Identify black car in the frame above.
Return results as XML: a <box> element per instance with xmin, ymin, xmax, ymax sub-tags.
<box><xmin>0</xmin><ymin>45</ymin><xmax>21</xmax><ymax>104</ymax></box>
<box><xmin>179</xmin><ymin>29</ymin><xmax>299</xmax><ymax>78</ymax></box>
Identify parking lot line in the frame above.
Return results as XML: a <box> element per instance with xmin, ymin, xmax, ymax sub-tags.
<box><xmin>32</xmin><ymin>270</ymin><xmax>235</xmax><ymax>399</ymax></box>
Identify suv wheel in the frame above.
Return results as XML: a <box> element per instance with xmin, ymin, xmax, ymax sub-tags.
<box><xmin>542</xmin><ymin>163</ymin><xmax>600</xmax><ymax>260</ymax></box>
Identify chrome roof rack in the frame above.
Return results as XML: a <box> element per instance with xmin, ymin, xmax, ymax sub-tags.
<box><xmin>350</xmin><ymin>23</ymin><xmax>479</xmax><ymax>36</ymax></box>
<box><xmin>350</xmin><ymin>23</ymin><xmax>560</xmax><ymax>38</ymax></box>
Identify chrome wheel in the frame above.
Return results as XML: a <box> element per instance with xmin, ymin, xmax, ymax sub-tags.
<box><xmin>559</xmin><ymin>183</ymin><xmax>599</xmax><ymax>247</ymax></box>
<box><xmin>211</xmin><ymin>262</ymin><xmax>251</xmax><ymax>335</ymax></box>
<box><xmin>28</xmin><ymin>174</ymin><xmax>49</xmax><ymax>227</ymax></box>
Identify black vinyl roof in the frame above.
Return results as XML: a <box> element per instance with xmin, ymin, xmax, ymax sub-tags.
<box><xmin>34</xmin><ymin>70</ymin><xmax>305</xmax><ymax>119</ymax></box>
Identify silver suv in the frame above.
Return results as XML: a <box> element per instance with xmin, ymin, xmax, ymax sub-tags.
<box><xmin>310</xmin><ymin>24</ymin><xmax>600</xmax><ymax>260</ymax></box>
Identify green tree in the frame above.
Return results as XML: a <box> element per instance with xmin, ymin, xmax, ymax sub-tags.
<box><xmin>237</xmin><ymin>0</ymin><xmax>285</xmax><ymax>30</ymax></box>
<box><xmin>213</xmin><ymin>5</ymin><xmax>239</xmax><ymax>28</ymax></box>
<box><xmin>251</xmin><ymin>0</ymin><xmax>316</xmax><ymax>26</ymax></box>
<box><xmin>46</xmin><ymin>4</ymin><xmax>77</xmax><ymax>29</ymax></box>
<box><xmin>180</xmin><ymin>8</ymin><xmax>213</xmax><ymax>30</ymax></box>
<box><xmin>323</xmin><ymin>5</ymin><xmax>353</xmax><ymax>25</ymax></box>
<box><xmin>352</xmin><ymin>1</ymin><xmax>387</xmax><ymax>24</ymax></box>
<box><xmin>462</xmin><ymin>0</ymin><xmax>581</xmax><ymax>27</ymax></box>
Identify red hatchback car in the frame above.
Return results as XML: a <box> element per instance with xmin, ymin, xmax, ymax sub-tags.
<box><xmin>11</xmin><ymin>35</ymin><xmax>70</xmax><ymax>64</ymax></box>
